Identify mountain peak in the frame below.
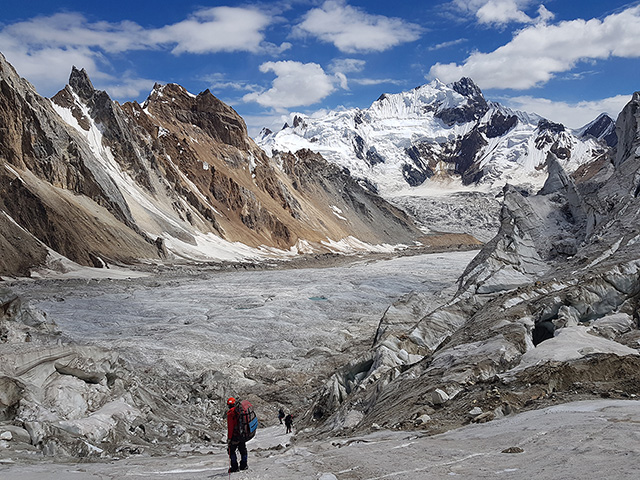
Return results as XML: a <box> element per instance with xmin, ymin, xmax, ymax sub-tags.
<box><xmin>143</xmin><ymin>83</ymin><xmax>249</xmax><ymax>149</ymax></box>
<box><xmin>69</xmin><ymin>66</ymin><xmax>96</xmax><ymax>101</ymax></box>
<box><xmin>437</xmin><ymin>77</ymin><xmax>488</xmax><ymax>125</ymax></box>
<box><xmin>450</xmin><ymin>77</ymin><xmax>483</xmax><ymax>100</ymax></box>
<box><xmin>257</xmin><ymin>79</ymin><xmax>608</xmax><ymax>194</ymax></box>
<box><xmin>579</xmin><ymin>113</ymin><xmax>617</xmax><ymax>147</ymax></box>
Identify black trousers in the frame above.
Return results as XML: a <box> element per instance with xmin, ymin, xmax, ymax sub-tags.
<box><xmin>228</xmin><ymin>441</ymin><xmax>248</xmax><ymax>469</ymax></box>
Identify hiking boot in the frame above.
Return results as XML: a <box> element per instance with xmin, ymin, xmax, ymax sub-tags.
<box><xmin>229</xmin><ymin>465</ymin><xmax>239</xmax><ymax>473</ymax></box>
<box><xmin>239</xmin><ymin>462</ymin><xmax>248</xmax><ymax>470</ymax></box>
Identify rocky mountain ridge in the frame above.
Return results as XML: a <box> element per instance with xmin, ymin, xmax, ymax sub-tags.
<box><xmin>257</xmin><ymin>78</ymin><xmax>614</xmax><ymax>195</ymax></box>
<box><xmin>301</xmin><ymin>90</ymin><xmax>640</xmax><ymax>438</ymax></box>
<box><xmin>0</xmin><ymin>53</ymin><xmax>423</xmax><ymax>277</ymax></box>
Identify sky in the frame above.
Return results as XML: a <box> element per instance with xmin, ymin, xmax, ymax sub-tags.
<box><xmin>1</xmin><ymin>0</ymin><xmax>639</xmax><ymax>137</ymax></box>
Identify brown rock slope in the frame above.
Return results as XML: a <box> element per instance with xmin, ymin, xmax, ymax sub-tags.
<box><xmin>0</xmin><ymin>52</ymin><xmax>423</xmax><ymax>276</ymax></box>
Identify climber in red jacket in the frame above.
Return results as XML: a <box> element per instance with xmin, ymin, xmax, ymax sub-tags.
<box><xmin>226</xmin><ymin>397</ymin><xmax>248</xmax><ymax>472</ymax></box>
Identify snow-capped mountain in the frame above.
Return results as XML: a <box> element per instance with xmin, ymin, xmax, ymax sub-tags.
<box><xmin>0</xmin><ymin>53</ymin><xmax>422</xmax><ymax>276</ymax></box>
<box><xmin>257</xmin><ymin>78</ymin><xmax>612</xmax><ymax>195</ymax></box>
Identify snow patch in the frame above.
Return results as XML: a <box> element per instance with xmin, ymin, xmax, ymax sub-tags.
<box><xmin>511</xmin><ymin>326</ymin><xmax>638</xmax><ymax>374</ymax></box>
<box><xmin>331</xmin><ymin>205</ymin><xmax>347</xmax><ymax>221</ymax></box>
<box><xmin>320</xmin><ymin>236</ymin><xmax>400</xmax><ymax>254</ymax></box>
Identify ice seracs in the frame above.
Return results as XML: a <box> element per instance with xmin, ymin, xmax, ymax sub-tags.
<box><xmin>302</xmin><ymin>91</ymin><xmax>640</xmax><ymax>441</ymax></box>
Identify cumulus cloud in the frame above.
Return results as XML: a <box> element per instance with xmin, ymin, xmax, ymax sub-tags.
<box><xmin>243</xmin><ymin>61</ymin><xmax>338</xmax><ymax>110</ymax></box>
<box><xmin>0</xmin><ymin>8</ymin><xmax>277</xmax><ymax>97</ymax></box>
<box><xmin>476</xmin><ymin>0</ymin><xmax>532</xmax><ymax>25</ymax></box>
<box><xmin>449</xmin><ymin>0</ymin><xmax>552</xmax><ymax>26</ymax></box>
<box><xmin>502</xmin><ymin>94</ymin><xmax>632</xmax><ymax>128</ymax></box>
<box><xmin>536</xmin><ymin>5</ymin><xmax>555</xmax><ymax>24</ymax></box>
<box><xmin>294</xmin><ymin>0</ymin><xmax>422</xmax><ymax>53</ymax></box>
<box><xmin>150</xmin><ymin>7</ymin><xmax>271</xmax><ymax>54</ymax></box>
<box><xmin>429</xmin><ymin>5</ymin><xmax>640</xmax><ymax>89</ymax></box>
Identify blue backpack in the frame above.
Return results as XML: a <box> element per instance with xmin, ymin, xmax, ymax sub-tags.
<box><xmin>235</xmin><ymin>400</ymin><xmax>258</xmax><ymax>441</ymax></box>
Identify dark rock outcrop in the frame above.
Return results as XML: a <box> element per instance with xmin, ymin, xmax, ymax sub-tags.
<box><xmin>436</xmin><ymin>77</ymin><xmax>489</xmax><ymax>125</ymax></box>
<box><xmin>580</xmin><ymin>113</ymin><xmax>617</xmax><ymax>147</ymax></box>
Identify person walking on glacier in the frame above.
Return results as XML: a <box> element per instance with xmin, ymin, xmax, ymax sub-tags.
<box><xmin>226</xmin><ymin>397</ymin><xmax>248</xmax><ymax>472</ymax></box>
<box><xmin>284</xmin><ymin>412</ymin><xmax>294</xmax><ymax>434</ymax></box>
<box><xmin>278</xmin><ymin>407</ymin><xmax>285</xmax><ymax>424</ymax></box>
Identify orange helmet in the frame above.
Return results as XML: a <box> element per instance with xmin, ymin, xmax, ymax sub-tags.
<box><xmin>227</xmin><ymin>397</ymin><xmax>236</xmax><ymax>406</ymax></box>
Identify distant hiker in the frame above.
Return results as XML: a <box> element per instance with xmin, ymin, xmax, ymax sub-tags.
<box><xmin>278</xmin><ymin>407</ymin><xmax>285</xmax><ymax>424</ymax></box>
<box><xmin>226</xmin><ymin>397</ymin><xmax>248</xmax><ymax>472</ymax></box>
<box><xmin>284</xmin><ymin>413</ymin><xmax>294</xmax><ymax>434</ymax></box>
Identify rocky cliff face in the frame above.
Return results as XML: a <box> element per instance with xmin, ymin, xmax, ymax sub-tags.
<box><xmin>0</xmin><ymin>56</ymin><xmax>159</xmax><ymax>273</ymax></box>
<box><xmin>258</xmin><ymin>78</ymin><xmax>612</xmax><ymax>195</ymax></box>
<box><xmin>303</xmin><ymin>92</ymin><xmax>640</xmax><ymax>439</ymax></box>
<box><xmin>0</xmin><ymin>53</ymin><xmax>421</xmax><ymax>276</ymax></box>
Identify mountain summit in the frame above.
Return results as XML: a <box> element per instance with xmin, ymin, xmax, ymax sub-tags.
<box><xmin>257</xmin><ymin>79</ymin><xmax>611</xmax><ymax>194</ymax></box>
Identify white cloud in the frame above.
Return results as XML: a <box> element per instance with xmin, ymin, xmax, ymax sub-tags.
<box><xmin>1</xmin><ymin>46</ymin><xmax>102</xmax><ymax>95</ymax></box>
<box><xmin>476</xmin><ymin>0</ymin><xmax>532</xmax><ymax>25</ymax></box>
<box><xmin>502</xmin><ymin>94</ymin><xmax>631</xmax><ymax>128</ymax></box>
<box><xmin>429</xmin><ymin>5</ymin><xmax>640</xmax><ymax>90</ymax></box>
<box><xmin>0</xmin><ymin>13</ymin><xmax>150</xmax><ymax>53</ymax></box>
<box><xmin>150</xmin><ymin>7</ymin><xmax>271</xmax><ymax>54</ymax></box>
<box><xmin>335</xmin><ymin>72</ymin><xmax>349</xmax><ymax>90</ymax></box>
<box><xmin>105</xmin><ymin>76</ymin><xmax>157</xmax><ymax>100</ymax></box>
<box><xmin>328</xmin><ymin>58</ymin><xmax>367</xmax><ymax>90</ymax></box>
<box><xmin>243</xmin><ymin>61</ymin><xmax>338</xmax><ymax>110</ymax></box>
<box><xmin>351</xmin><ymin>78</ymin><xmax>405</xmax><ymax>86</ymax></box>
<box><xmin>449</xmin><ymin>0</ymin><xmax>552</xmax><ymax>26</ymax></box>
<box><xmin>329</xmin><ymin>58</ymin><xmax>366</xmax><ymax>74</ymax></box>
<box><xmin>294</xmin><ymin>0</ymin><xmax>422</xmax><ymax>53</ymax></box>
<box><xmin>202</xmin><ymin>73</ymin><xmax>261</xmax><ymax>93</ymax></box>
<box><xmin>0</xmin><ymin>8</ymin><xmax>277</xmax><ymax>97</ymax></box>
<box><xmin>2</xmin><ymin>8</ymin><xmax>274</xmax><ymax>54</ymax></box>
<box><xmin>429</xmin><ymin>38</ymin><xmax>467</xmax><ymax>51</ymax></box>
<box><xmin>536</xmin><ymin>5</ymin><xmax>555</xmax><ymax>24</ymax></box>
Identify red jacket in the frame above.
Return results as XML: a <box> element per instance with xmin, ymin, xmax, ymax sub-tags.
<box><xmin>227</xmin><ymin>407</ymin><xmax>238</xmax><ymax>441</ymax></box>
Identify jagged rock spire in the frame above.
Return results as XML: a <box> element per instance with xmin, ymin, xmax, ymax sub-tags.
<box><xmin>451</xmin><ymin>77</ymin><xmax>485</xmax><ymax>101</ymax></box>
<box><xmin>615</xmin><ymin>91</ymin><xmax>640</xmax><ymax>167</ymax></box>
<box><xmin>69</xmin><ymin>66</ymin><xmax>96</xmax><ymax>102</ymax></box>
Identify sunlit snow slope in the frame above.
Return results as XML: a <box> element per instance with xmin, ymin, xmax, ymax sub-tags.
<box><xmin>258</xmin><ymin>78</ymin><xmax>610</xmax><ymax>196</ymax></box>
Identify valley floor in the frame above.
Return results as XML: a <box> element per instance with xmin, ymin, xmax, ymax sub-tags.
<box><xmin>4</xmin><ymin>250</ymin><xmax>639</xmax><ymax>479</ymax></box>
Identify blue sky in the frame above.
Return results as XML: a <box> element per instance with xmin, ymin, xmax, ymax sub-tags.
<box><xmin>1</xmin><ymin>0</ymin><xmax>639</xmax><ymax>136</ymax></box>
